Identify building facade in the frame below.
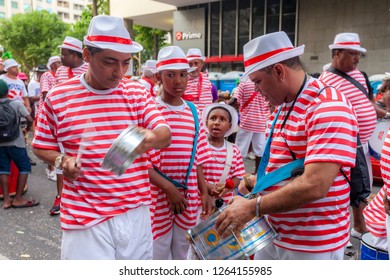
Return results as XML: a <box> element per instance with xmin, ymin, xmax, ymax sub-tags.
<box><xmin>0</xmin><ymin>0</ymin><xmax>92</xmax><ymax>23</ymax></box>
<box><xmin>111</xmin><ymin>0</ymin><xmax>390</xmax><ymax>76</ymax></box>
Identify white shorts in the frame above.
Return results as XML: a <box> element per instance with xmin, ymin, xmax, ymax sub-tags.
<box><xmin>235</xmin><ymin>128</ymin><xmax>266</xmax><ymax>158</ymax></box>
<box><xmin>254</xmin><ymin>240</ymin><xmax>345</xmax><ymax>260</ymax></box>
<box><xmin>61</xmin><ymin>205</ymin><xmax>152</xmax><ymax>260</ymax></box>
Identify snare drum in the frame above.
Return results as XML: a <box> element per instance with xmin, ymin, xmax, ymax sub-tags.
<box><xmin>369</xmin><ymin>121</ymin><xmax>390</xmax><ymax>160</ymax></box>
<box><xmin>360</xmin><ymin>232</ymin><xmax>389</xmax><ymax>260</ymax></box>
<box><xmin>187</xmin><ymin>209</ymin><xmax>277</xmax><ymax>260</ymax></box>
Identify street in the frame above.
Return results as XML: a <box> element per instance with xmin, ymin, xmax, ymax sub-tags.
<box><xmin>0</xmin><ymin>141</ymin><xmax>380</xmax><ymax>260</ymax></box>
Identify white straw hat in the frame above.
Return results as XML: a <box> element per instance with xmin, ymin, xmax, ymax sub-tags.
<box><xmin>47</xmin><ymin>56</ymin><xmax>61</xmax><ymax>70</ymax></box>
<box><xmin>156</xmin><ymin>46</ymin><xmax>192</xmax><ymax>72</ymax></box>
<box><xmin>60</xmin><ymin>36</ymin><xmax>83</xmax><ymax>53</ymax></box>
<box><xmin>186</xmin><ymin>48</ymin><xmax>206</xmax><ymax>61</ymax></box>
<box><xmin>328</xmin><ymin>32</ymin><xmax>366</xmax><ymax>53</ymax></box>
<box><xmin>4</xmin><ymin>59</ymin><xmax>20</xmax><ymax>71</ymax></box>
<box><xmin>84</xmin><ymin>15</ymin><xmax>143</xmax><ymax>53</ymax></box>
<box><xmin>142</xmin><ymin>60</ymin><xmax>157</xmax><ymax>74</ymax></box>
<box><xmin>202</xmin><ymin>103</ymin><xmax>238</xmax><ymax>137</ymax></box>
<box><xmin>241</xmin><ymin>31</ymin><xmax>305</xmax><ymax>82</ymax></box>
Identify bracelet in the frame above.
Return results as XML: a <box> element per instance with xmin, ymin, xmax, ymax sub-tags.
<box><xmin>255</xmin><ymin>196</ymin><xmax>262</xmax><ymax>217</ymax></box>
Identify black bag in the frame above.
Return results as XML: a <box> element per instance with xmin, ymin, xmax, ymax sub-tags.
<box><xmin>341</xmin><ymin>134</ymin><xmax>371</xmax><ymax>208</ymax></box>
<box><xmin>0</xmin><ymin>99</ymin><xmax>20</xmax><ymax>142</ymax></box>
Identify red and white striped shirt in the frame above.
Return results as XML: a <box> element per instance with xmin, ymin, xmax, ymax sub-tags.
<box><xmin>32</xmin><ymin>74</ymin><xmax>168</xmax><ymax>230</ymax></box>
<box><xmin>202</xmin><ymin>141</ymin><xmax>245</xmax><ymax>204</ymax></box>
<box><xmin>264</xmin><ymin>77</ymin><xmax>358</xmax><ymax>253</ymax></box>
<box><xmin>56</xmin><ymin>62</ymin><xmax>89</xmax><ymax>84</ymax></box>
<box><xmin>36</xmin><ymin>71</ymin><xmax>57</xmax><ymax>124</ymax></box>
<box><xmin>148</xmin><ymin>97</ymin><xmax>211</xmax><ymax>240</ymax></box>
<box><xmin>365</xmin><ymin>128</ymin><xmax>390</xmax><ymax>237</ymax></box>
<box><xmin>319</xmin><ymin>69</ymin><xmax>376</xmax><ymax>144</ymax></box>
<box><xmin>183</xmin><ymin>72</ymin><xmax>213</xmax><ymax>113</ymax></box>
<box><xmin>234</xmin><ymin>80</ymin><xmax>270</xmax><ymax>133</ymax></box>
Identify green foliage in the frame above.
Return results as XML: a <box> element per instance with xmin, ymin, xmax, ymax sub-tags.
<box><xmin>134</xmin><ymin>25</ymin><xmax>169</xmax><ymax>63</ymax></box>
<box><xmin>0</xmin><ymin>10</ymin><xmax>68</xmax><ymax>72</ymax></box>
<box><xmin>68</xmin><ymin>0</ymin><xmax>109</xmax><ymax>40</ymax></box>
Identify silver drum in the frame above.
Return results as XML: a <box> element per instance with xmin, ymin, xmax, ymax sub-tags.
<box><xmin>101</xmin><ymin>126</ymin><xmax>145</xmax><ymax>175</ymax></box>
<box><xmin>187</xmin><ymin>208</ymin><xmax>277</xmax><ymax>260</ymax></box>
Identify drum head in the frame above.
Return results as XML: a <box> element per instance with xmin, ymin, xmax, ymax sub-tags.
<box><xmin>369</xmin><ymin>121</ymin><xmax>390</xmax><ymax>160</ymax></box>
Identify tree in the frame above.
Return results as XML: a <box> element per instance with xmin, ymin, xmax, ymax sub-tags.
<box><xmin>134</xmin><ymin>25</ymin><xmax>169</xmax><ymax>62</ymax></box>
<box><xmin>68</xmin><ymin>0</ymin><xmax>109</xmax><ymax>40</ymax></box>
<box><xmin>0</xmin><ymin>10</ymin><xmax>68</xmax><ymax>72</ymax></box>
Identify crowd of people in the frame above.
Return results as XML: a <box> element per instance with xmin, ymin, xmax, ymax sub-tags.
<box><xmin>0</xmin><ymin>14</ymin><xmax>389</xmax><ymax>261</ymax></box>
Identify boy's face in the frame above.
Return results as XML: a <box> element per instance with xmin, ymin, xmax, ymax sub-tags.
<box><xmin>206</xmin><ymin>108</ymin><xmax>232</xmax><ymax>138</ymax></box>
<box><xmin>159</xmin><ymin>69</ymin><xmax>188</xmax><ymax>98</ymax></box>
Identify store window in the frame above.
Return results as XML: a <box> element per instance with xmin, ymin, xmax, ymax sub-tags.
<box><xmin>11</xmin><ymin>1</ymin><xmax>18</xmax><ymax>9</ymax></box>
<box><xmin>252</xmin><ymin>0</ymin><xmax>265</xmax><ymax>38</ymax></box>
<box><xmin>266</xmin><ymin>0</ymin><xmax>280</xmax><ymax>33</ymax></box>
<box><xmin>221</xmin><ymin>0</ymin><xmax>236</xmax><ymax>56</ymax></box>
<box><xmin>238</xmin><ymin>0</ymin><xmax>250</xmax><ymax>54</ymax></box>
<box><xmin>282</xmin><ymin>0</ymin><xmax>297</xmax><ymax>43</ymax></box>
<box><xmin>210</xmin><ymin>1</ymin><xmax>220</xmax><ymax>57</ymax></box>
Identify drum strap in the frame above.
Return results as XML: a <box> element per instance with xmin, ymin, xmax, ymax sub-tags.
<box><xmin>218</xmin><ymin>141</ymin><xmax>234</xmax><ymax>184</ymax></box>
<box><xmin>153</xmin><ymin>101</ymin><xmax>199</xmax><ymax>190</ymax></box>
<box><xmin>327</xmin><ymin>66</ymin><xmax>369</xmax><ymax>97</ymax></box>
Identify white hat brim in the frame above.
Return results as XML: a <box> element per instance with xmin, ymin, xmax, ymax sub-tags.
<box><xmin>83</xmin><ymin>37</ymin><xmax>143</xmax><ymax>54</ymax></box>
<box><xmin>241</xmin><ymin>45</ymin><xmax>305</xmax><ymax>82</ymax></box>
<box><xmin>4</xmin><ymin>63</ymin><xmax>20</xmax><ymax>71</ymax></box>
<box><xmin>202</xmin><ymin>103</ymin><xmax>238</xmax><ymax>137</ymax></box>
<box><xmin>58</xmin><ymin>45</ymin><xmax>83</xmax><ymax>53</ymax></box>
<box><xmin>187</xmin><ymin>56</ymin><xmax>206</xmax><ymax>62</ymax></box>
<box><xmin>328</xmin><ymin>44</ymin><xmax>366</xmax><ymax>53</ymax></box>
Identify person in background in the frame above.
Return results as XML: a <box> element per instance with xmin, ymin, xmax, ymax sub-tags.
<box><xmin>215</xmin><ymin>31</ymin><xmax>358</xmax><ymax>260</ymax></box>
<box><xmin>32</xmin><ymin>15</ymin><xmax>171</xmax><ymax>259</ymax></box>
<box><xmin>319</xmin><ymin>32</ymin><xmax>377</xmax><ymax>242</ymax></box>
<box><xmin>147</xmin><ymin>46</ymin><xmax>212</xmax><ymax>260</ymax></box>
<box><xmin>28</xmin><ymin>65</ymin><xmax>47</xmax><ymax>132</ymax></box>
<box><xmin>139</xmin><ymin>60</ymin><xmax>158</xmax><ymax>98</ymax></box>
<box><xmin>0</xmin><ymin>79</ymin><xmax>39</xmax><ymax>209</ymax></box>
<box><xmin>38</xmin><ymin>56</ymin><xmax>62</xmax><ymax>189</ymax></box>
<box><xmin>56</xmin><ymin>36</ymin><xmax>89</xmax><ymax>84</ymax></box>
<box><xmin>183</xmin><ymin>48</ymin><xmax>214</xmax><ymax>113</ymax></box>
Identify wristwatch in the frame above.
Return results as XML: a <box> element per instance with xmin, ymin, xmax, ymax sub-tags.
<box><xmin>54</xmin><ymin>154</ymin><xmax>65</xmax><ymax>170</ymax></box>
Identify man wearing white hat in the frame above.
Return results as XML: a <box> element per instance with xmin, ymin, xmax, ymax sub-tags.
<box><xmin>147</xmin><ymin>45</ymin><xmax>212</xmax><ymax>260</ymax></box>
<box><xmin>183</xmin><ymin>48</ymin><xmax>214</xmax><ymax>113</ymax></box>
<box><xmin>37</xmin><ymin>56</ymin><xmax>62</xmax><ymax>211</ymax></box>
<box><xmin>32</xmin><ymin>15</ymin><xmax>171</xmax><ymax>260</ymax></box>
<box><xmin>139</xmin><ymin>59</ymin><xmax>159</xmax><ymax>98</ymax></box>
<box><xmin>0</xmin><ymin>59</ymin><xmax>31</xmax><ymax>112</ymax></box>
<box><xmin>56</xmin><ymin>36</ymin><xmax>89</xmax><ymax>84</ymax></box>
<box><xmin>320</xmin><ymin>32</ymin><xmax>377</xmax><ymax>241</ymax></box>
<box><xmin>215</xmin><ymin>31</ymin><xmax>358</xmax><ymax>260</ymax></box>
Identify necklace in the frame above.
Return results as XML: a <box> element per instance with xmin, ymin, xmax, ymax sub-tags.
<box><xmin>159</xmin><ymin>97</ymin><xmax>186</xmax><ymax>117</ymax></box>
<box><xmin>208</xmin><ymin>139</ymin><xmax>227</xmax><ymax>165</ymax></box>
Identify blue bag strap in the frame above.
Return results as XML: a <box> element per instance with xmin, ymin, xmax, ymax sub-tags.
<box><xmin>153</xmin><ymin>165</ymin><xmax>187</xmax><ymax>190</ymax></box>
<box><xmin>185</xmin><ymin>101</ymin><xmax>199</xmax><ymax>187</ymax></box>
<box><xmin>252</xmin><ymin>158</ymin><xmax>304</xmax><ymax>194</ymax></box>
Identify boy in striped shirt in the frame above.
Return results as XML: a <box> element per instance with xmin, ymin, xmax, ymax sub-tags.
<box><xmin>147</xmin><ymin>46</ymin><xmax>212</xmax><ymax>260</ymax></box>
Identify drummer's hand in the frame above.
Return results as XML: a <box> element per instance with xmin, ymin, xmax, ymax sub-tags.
<box><xmin>166</xmin><ymin>186</ymin><xmax>187</xmax><ymax>215</ymax></box>
<box><xmin>215</xmin><ymin>196</ymin><xmax>255</xmax><ymax>238</ymax></box>
<box><xmin>237</xmin><ymin>175</ymin><xmax>256</xmax><ymax>195</ymax></box>
<box><xmin>135</xmin><ymin>128</ymin><xmax>157</xmax><ymax>154</ymax></box>
<box><xmin>384</xmin><ymin>194</ymin><xmax>390</xmax><ymax>216</ymax></box>
<box><xmin>207</xmin><ymin>182</ymin><xmax>222</xmax><ymax>197</ymax></box>
<box><xmin>62</xmin><ymin>156</ymin><xmax>81</xmax><ymax>182</ymax></box>
<box><xmin>200</xmin><ymin>192</ymin><xmax>213</xmax><ymax>220</ymax></box>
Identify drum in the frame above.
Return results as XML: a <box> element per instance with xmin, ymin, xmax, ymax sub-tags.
<box><xmin>369</xmin><ymin>120</ymin><xmax>390</xmax><ymax>160</ymax></box>
<box><xmin>101</xmin><ymin>126</ymin><xmax>145</xmax><ymax>175</ymax></box>
<box><xmin>0</xmin><ymin>161</ymin><xmax>28</xmax><ymax>199</ymax></box>
<box><xmin>187</xmin><ymin>209</ymin><xmax>277</xmax><ymax>260</ymax></box>
<box><xmin>360</xmin><ymin>232</ymin><xmax>389</xmax><ymax>260</ymax></box>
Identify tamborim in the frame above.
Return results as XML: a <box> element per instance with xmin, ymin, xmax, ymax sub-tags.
<box><xmin>369</xmin><ymin>120</ymin><xmax>390</xmax><ymax>160</ymax></box>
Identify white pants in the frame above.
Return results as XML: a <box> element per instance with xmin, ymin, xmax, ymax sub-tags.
<box><xmin>235</xmin><ymin>128</ymin><xmax>266</xmax><ymax>158</ymax></box>
<box><xmin>153</xmin><ymin>223</ymin><xmax>189</xmax><ymax>260</ymax></box>
<box><xmin>61</xmin><ymin>206</ymin><xmax>152</xmax><ymax>260</ymax></box>
<box><xmin>387</xmin><ymin>215</ymin><xmax>390</xmax><ymax>255</ymax></box>
<box><xmin>254</xmin><ymin>241</ymin><xmax>345</xmax><ymax>260</ymax></box>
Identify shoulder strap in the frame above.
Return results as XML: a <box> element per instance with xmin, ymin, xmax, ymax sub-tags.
<box><xmin>218</xmin><ymin>141</ymin><xmax>234</xmax><ymax>184</ymax></box>
<box><xmin>327</xmin><ymin>66</ymin><xmax>368</xmax><ymax>96</ymax></box>
<box><xmin>184</xmin><ymin>101</ymin><xmax>199</xmax><ymax>187</ymax></box>
<box><xmin>240</xmin><ymin>91</ymin><xmax>257</xmax><ymax>112</ymax></box>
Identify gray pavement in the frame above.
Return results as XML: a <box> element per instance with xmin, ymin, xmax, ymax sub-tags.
<box><xmin>0</xmin><ymin>144</ymin><xmax>380</xmax><ymax>260</ymax></box>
